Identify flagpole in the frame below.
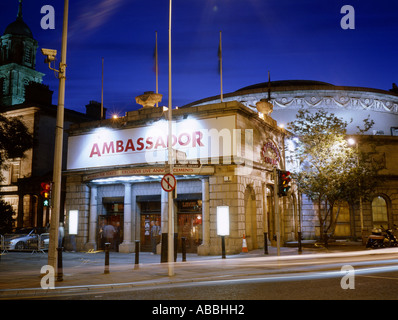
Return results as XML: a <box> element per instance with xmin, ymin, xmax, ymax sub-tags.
<box><xmin>219</xmin><ymin>31</ymin><xmax>223</xmax><ymax>103</ymax></box>
<box><xmin>101</xmin><ymin>57</ymin><xmax>104</xmax><ymax>119</ymax></box>
<box><xmin>167</xmin><ymin>0</ymin><xmax>174</xmax><ymax>277</ymax></box>
<box><xmin>155</xmin><ymin>31</ymin><xmax>159</xmax><ymax>108</ymax></box>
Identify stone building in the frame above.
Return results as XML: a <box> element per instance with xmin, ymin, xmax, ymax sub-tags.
<box><xmin>0</xmin><ymin>1</ymin><xmax>103</xmax><ymax>229</ymax></box>
<box><xmin>64</xmin><ymin>99</ymin><xmax>293</xmax><ymax>255</ymax></box>
<box><xmin>185</xmin><ymin>80</ymin><xmax>398</xmax><ymax>242</ymax></box>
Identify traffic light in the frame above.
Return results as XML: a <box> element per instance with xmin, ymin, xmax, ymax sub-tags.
<box><xmin>278</xmin><ymin>170</ymin><xmax>291</xmax><ymax>197</ymax></box>
<box><xmin>40</xmin><ymin>182</ymin><xmax>52</xmax><ymax>207</ymax></box>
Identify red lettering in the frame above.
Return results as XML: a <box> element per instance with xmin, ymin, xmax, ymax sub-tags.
<box><xmin>167</xmin><ymin>135</ymin><xmax>177</xmax><ymax>147</ymax></box>
<box><xmin>125</xmin><ymin>139</ymin><xmax>135</xmax><ymax>152</ymax></box>
<box><xmin>102</xmin><ymin>141</ymin><xmax>114</xmax><ymax>154</ymax></box>
<box><xmin>116</xmin><ymin>140</ymin><xmax>124</xmax><ymax>153</ymax></box>
<box><xmin>89</xmin><ymin>143</ymin><xmax>101</xmax><ymax>157</ymax></box>
<box><xmin>193</xmin><ymin>131</ymin><xmax>204</xmax><ymax>147</ymax></box>
<box><xmin>137</xmin><ymin>137</ymin><xmax>144</xmax><ymax>151</ymax></box>
<box><xmin>178</xmin><ymin>133</ymin><xmax>190</xmax><ymax>146</ymax></box>
<box><xmin>146</xmin><ymin>137</ymin><xmax>153</xmax><ymax>150</ymax></box>
<box><xmin>154</xmin><ymin>136</ymin><xmax>166</xmax><ymax>149</ymax></box>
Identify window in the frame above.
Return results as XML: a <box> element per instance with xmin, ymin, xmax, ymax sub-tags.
<box><xmin>372</xmin><ymin>196</ymin><xmax>388</xmax><ymax>228</ymax></box>
<box><xmin>11</xmin><ymin>163</ymin><xmax>20</xmax><ymax>183</ymax></box>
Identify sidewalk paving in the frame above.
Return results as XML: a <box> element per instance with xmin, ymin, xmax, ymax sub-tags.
<box><xmin>0</xmin><ymin>241</ymin><xmax>367</xmax><ymax>299</ymax></box>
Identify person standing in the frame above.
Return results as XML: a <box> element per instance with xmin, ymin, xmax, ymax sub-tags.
<box><xmin>103</xmin><ymin>221</ymin><xmax>116</xmax><ymax>250</ymax></box>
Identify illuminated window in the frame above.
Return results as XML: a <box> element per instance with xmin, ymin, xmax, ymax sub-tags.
<box><xmin>372</xmin><ymin>196</ymin><xmax>388</xmax><ymax>228</ymax></box>
<box><xmin>11</xmin><ymin>163</ymin><xmax>20</xmax><ymax>183</ymax></box>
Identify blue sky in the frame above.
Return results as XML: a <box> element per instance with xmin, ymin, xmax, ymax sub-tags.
<box><xmin>1</xmin><ymin>0</ymin><xmax>397</xmax><ymax>117</ymax></box>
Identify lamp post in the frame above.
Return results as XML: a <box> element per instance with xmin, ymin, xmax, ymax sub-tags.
<box><xmin>44</xmin><ymin>0</ymin><xmax>69</xmax><ymax>272</ymax></box>
<box><xmin>348</xmin><ymin>138</ymin><xmax>364</xmax><ymax>242</ymax></box>
<box><xmin>167</xmin><ymin>0</ymin><xmax>174</xmax><ymax>277</ymax></box>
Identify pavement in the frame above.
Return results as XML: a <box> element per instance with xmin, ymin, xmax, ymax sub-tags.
<box><xmin>0</xmin><ymin>241</ymin><xmax>369</xmax><ymax>299</ymax></box>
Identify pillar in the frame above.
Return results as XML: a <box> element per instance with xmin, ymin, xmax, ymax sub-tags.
<box><xmin>86</xmin><ymin>185</ymin><xmax>97</xmax><ymax>250</ymax></box>
<box><xmin>198</xmin><ymin>177</ymin><xmax>210</xmax><ymax>255</ymax></box>
<box><xmin>119</xmin><ymin>183</ymin><xmax>135</xmax><ymax>253</ymax></box>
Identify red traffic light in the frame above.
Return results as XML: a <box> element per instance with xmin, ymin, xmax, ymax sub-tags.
<box><xmin>40</xmin><ymin>182</ymin><xmax>51</xmax><ymax>198</ymax></box>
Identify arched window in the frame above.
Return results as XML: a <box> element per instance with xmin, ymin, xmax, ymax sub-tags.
<box><xmin>372</xmin><ymin>196</ymin><xmax>388</xmax><ymax>229</ymax></box>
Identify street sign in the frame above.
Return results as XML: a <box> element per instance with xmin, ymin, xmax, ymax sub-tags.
<box><xmin>161</xmin><ymin>174</ymin><xmax>177</xmax><ymax>192</ymax></box>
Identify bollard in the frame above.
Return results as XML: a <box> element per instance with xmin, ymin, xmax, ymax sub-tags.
<box><xmin>298</xmin><ymin>231</ymin><xmax>302</xmax><ymax>254</ymax></box>
<box><xmin>181</xmin><ymin>237</ymin><xmax>186</xmax><ymax>262</ymax></box>
<box><xmin>134</xmin><ymin>240</ymin><xmax>140</xmax><ymax>269</ymax></box>
<box><xmin>104</xmin><ymin>242</ymin><xmax>110</xmax><ymax>274</ymax></box>
<box><xmin>56</xmin><ymin>247</ymin><xmax>63</xmax><ymax>281</ymax></box>
<box><xmin>264</xmin><ymin>232</ymin><xmax>269</xmax><ymax>255</ymax></box>
<box><xmin>221</xmin><ymin>236</ymin><xmax>226</xmax><ymax>259</ymax></box>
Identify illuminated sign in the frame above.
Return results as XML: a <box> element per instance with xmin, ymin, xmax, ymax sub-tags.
<box><xmin>69</xmin><ymin>210</ymin><xmax>78</xmax><ymax>235</ymax></box>
<box><xmin>67</xmin><ymin>116</ymin><xmax>236</xmax><ymax>170</ymax></box>
<box><xmin>217</xmin><ymin>206</ymin><xmax>230</xmax><ymax>236</ymax></box>
<box><xmin>260</xmin><ymin>140</ymin><xmax>280</xmax><ymax>167</ymax></box>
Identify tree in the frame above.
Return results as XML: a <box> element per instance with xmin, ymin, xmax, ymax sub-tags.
<box><xmin>0</xmin><ymin>200</ymin><xmax>16</xmax><ymax>234</ymax></box>
<box><xmin>287</xmin><ymin>109</ymin><xmax>381</xmax><ymax>245</ymax></box>
<box><xmin>0</xmin><ymin>114</ymin><xmax>33</xmax><ymax>231</ymax></box>
<box><xmin>0</xmin><ymin>114</ymin><xmax>33</xmax><ymax>171</ymax></box>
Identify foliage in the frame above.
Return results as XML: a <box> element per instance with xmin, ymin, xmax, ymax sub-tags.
<box><xmin>0</xmin><ymin>114</ymin><xmax>33</xmax><ymax>231</ymax></box>
<box><xmin>0</xmin><ymin>114</ymin><xmax>33</xmax><ymax>167</ymax></box>
<box><xmin>0</xmin><ymin>200</ymin><xmax>16</xmax><ymax>234</ymax></box>
<box><xmin>287</xmin><ymin>109</ymin><xmax>381</xmax><ymax>243</ymax></box>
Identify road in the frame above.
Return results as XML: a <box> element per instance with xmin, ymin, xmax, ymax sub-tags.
<box><xmin>25</xmin><ymin>248</ymin><xmax>398</xmax><ymax>301</ymax></box>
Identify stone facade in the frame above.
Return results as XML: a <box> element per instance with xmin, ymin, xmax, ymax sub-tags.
<box><xmin>64</xmin><ymin>101</ymin><xmax>296</xmax><ymax>255</ymax></box>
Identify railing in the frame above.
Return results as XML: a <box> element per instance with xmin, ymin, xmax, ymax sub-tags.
<box><xmin>0</xmin><ymin>234</ymin><xmax>7</xmax><ymax>254</ymax></box>
<box><xmin>1</xmin><ymin>232</ymin><xmax>50</xmax><ymax>253</ymax></box>
<box><xmin>30</xmin><ymin>233</ymin><xmax>50</xmax><ymax>254</ymax></box>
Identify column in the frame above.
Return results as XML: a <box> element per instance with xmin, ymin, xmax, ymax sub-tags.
<box><xmin>86</xmin><ymin>185</ymin><xmax>97</xmax><ymax>250</ymax></box>
<box><xmin>198</xmin><ymin>177</ymin><xmax>210</xmax><ymax>255</ymax></box>
<box><xmin>119</xmin><ymin>182</ymin><xmax>134</xmax><ymax>253</ymax></box>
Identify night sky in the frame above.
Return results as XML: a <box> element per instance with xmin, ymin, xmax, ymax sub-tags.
<box><xmin>1</xmin><ymin>0</ymin><xmax>397</xmax><ymax>117</ymax></box>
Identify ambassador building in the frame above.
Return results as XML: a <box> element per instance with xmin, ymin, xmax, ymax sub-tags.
<box><xmin>64</xmin><ymin>96</ymin><xmax>289</xmax><ymax>255</ymax></box>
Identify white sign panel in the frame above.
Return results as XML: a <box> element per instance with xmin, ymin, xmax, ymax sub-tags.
<box><xmin>67</xmin><ymin>115</ymin><xmax>236</xmax><ymax>170</ymax></box>
<box><xmin>69</xmin><ymin>210</ymin><xmax>78</xmax><ymax>235</ymax></box>
<box><xmin>217</xmin><ymin>206</ymin><xmax>230</xmax><ymax>236</ymax></box>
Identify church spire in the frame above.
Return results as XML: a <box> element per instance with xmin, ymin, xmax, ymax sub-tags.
<box><xmin>17</xmin><ymin>0</ymin><xmax>23</xmax><ymax>20</ymax></box>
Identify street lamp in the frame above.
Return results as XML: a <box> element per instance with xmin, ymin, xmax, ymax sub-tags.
<box><xmin>43</xmin><ymin>0</ymin><xmax>69</xmax><ymax>272</ymax></box>
<box><xmin>347</xmin><ymin>137</ymin><xmax>364</xmax><ymax>242</ymax></box>
<box><xmin>167</xmin><ymin>0</ymin><xmax>174</xmax><ymax>277</ymax></box>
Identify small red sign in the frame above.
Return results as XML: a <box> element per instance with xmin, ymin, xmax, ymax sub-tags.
<box><xmin>161</xmin><ymin>174</ymin><xmax>177</xmax><ymax>192</ymax></box>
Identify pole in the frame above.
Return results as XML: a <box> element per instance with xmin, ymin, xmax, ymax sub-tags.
<box><xmin>48</xmin><ymin>0</ymin><xmax>69</xmax><ymax>272</ymax></box>
<box><xmin>56</xmin><ymin>247</ymin><xmax>63</xmax><ymax>281</ymax></box>
<box><xmin>155</xmin><ymin>31</ymin><xmax>159</xmax><ymax>108</ymax></box>
<box><xmin>101</xmin><ymin>57</ymin><xmax>104</xmax><ymax>119</ymax></box>
<box><xmin>273</xmin><ymin>167</ymin><xmax>280</xmax><ymax>256</ymax></box>
<box><xmin>219</xmin><ymin>31</ymin><xmax>223</xmax><ymax>103</ymax></box>
<box><xmin>221</xmin><ymin>236</ymin><xmax>226</xmax><ymax>259</ymax></box>
<box><xmin>104</xmin><ymin>242</ymin><xmax>110</xmax><ymax>274</ymax></box>
<box><xmin>167</xmin><ymin>0</ymin><xmax>174</xmax><ymax>277</ymax></box>
<box><xmin>181</xmin><ymin>237</ymin><xmax>186</xmax><ymax>262</ymax></box>
<box><xmin>134</xmin><ymin>240</ymin><xmax>140</xmax><ymax>269</ymax></box>
<box><xmin>264</xmin><ymin>232</ymin><xmax>268</xmax><ymax>254</ymax></box>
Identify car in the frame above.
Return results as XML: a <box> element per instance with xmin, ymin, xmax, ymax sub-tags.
<box><xmin>27</xmin><ymin>232</ymin><xmax>49</xmax><ymax>251</ymax></box>
<box><xmin>3</xmin><ymin>228</ymin><xmax>46</xmax><ymax>251</ymax></box>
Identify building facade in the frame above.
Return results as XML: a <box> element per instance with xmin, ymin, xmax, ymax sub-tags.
<box><xmin>64</xmin><ymin>100</ymin><xmax>297</xmax><ymax>255</ymax></box>
<box><xmin>186</xmin><ymin>80</ymin><xmax>398</xmax><ymax>242</ymax></box>
<box><xmin>0</xmin><ymin>2</ymin><xmax>103</xmax><ymax>230</ymax></box>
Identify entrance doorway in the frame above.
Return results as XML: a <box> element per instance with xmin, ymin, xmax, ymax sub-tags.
<box><xmin>177</xmin><ymin>200</ymin><xmax>202</xmax><ymax>253</ymax></box>
<box><xmin>98</xmin><ymin>198</ymin><xmax>123</xmax><ymax>251</ymax></box>
<box><xmin>139</xmin><ymin>201</ymin><xmax>161</xmax><ymax>252</ymax></box>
